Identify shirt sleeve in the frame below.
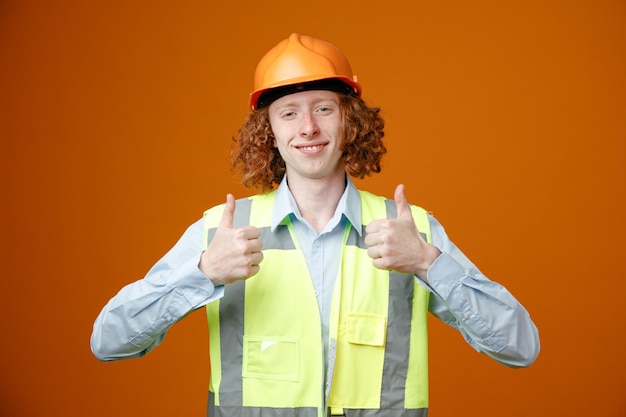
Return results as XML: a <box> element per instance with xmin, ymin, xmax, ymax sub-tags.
<box><xmin>422</xmin><ymin>214</ymin><xmax>540</xmax><ymax>368</ymax></box>
<box><xmin>90</xmin><ymin>218</ymin><xmax>224</xmax><ymax>361</ymax></box>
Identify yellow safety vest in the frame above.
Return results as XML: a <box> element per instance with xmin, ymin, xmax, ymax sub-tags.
<box><xmin>203</xmin><ymin>190</ymin><xmax>431</xmax><ymax>417</ymax></box>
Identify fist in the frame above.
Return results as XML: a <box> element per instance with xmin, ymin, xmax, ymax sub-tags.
<box><xmin>199</xmin><ymin>194</ymin><xmax>264</xmax><ymax>285</ymax></box>
<box><xmin>364</xmin><ymin>184</ymin><xmax>440</xmax><ymax>279</ymax></box>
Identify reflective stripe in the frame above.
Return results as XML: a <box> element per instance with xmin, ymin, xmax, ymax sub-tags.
<box><xmin>208</xmin><ymin>392</ymin><xmax>318</xmax><ymax>417</ymax></box>
<box><xmin>261</xmin><ymin>225</ymin><xmax>296</xmax><ymax>250</ymax></box>
<box><xmin>208</xmin><ymin>225</ymin><xmax>295</xmax><ymax>251</ymax></box>
<box><xmin>208</xmin><ymin>395</ymin><xmax>428</xmax><ymax>417</ymax></box>
<box><xmin>343</xmin><ymin>409</ymin><xmax>428</xmax><ymax>417</ymax></box>
<box><xmin>218</xmin><ymin>280</ymin><xmax>245</xmax><ymax>406</ymax></box>
<box><xmin>384</xmin><ymin>198</ymin><xmax>397</xmax><ymax>218</ymax></box>
<box><xmin>233</xmin><ymin>197</ymin><xmax>252</xmax><ymax>228</ymax></box>
<box><xmin>382</xmin><ymin>271</ymin><xmax>414</xmax><ymax>408</ymax></box>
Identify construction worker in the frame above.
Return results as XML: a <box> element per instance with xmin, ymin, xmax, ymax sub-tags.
<box><xmin>91</xmin><ymin>33</ymin><xmax>540</xmax><ymax>417</ymax></box>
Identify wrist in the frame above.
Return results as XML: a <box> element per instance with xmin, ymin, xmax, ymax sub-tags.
<box><xmin>415</xmin><ymin>245</ymin><xmax>441</xmax><ymax>282</ymax></box>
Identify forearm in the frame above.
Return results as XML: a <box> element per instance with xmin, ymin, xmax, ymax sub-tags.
<box><xmin>424</xmin><ymin>216</ymin><xmax>540</xmax><ymax>367</ymax></box>
<box><xmin>90</xmin><ymin>219</ymin><xmax>223</xmax><ymax>361</ymax></box>
<box><xmin>90</xmin><ymin>257</ymin><xmax>220</xmax><ymax>361</ymax></box>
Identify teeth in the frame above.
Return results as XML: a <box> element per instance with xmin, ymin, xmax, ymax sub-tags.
<box><xmin>300</xmin><ymin>145</ymin><xmax>323</xmax><ymax>151</ymax></box>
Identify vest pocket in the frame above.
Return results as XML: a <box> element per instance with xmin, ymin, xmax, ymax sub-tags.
<box><xmin>346</xmin><ymin>313</ymin><xmax>387</xmax><ymax>347</ymax></box>
<box><xmin>242</xmin><ymin>336</ymin><xmax>300</xmax><ymax>381</ymax></box>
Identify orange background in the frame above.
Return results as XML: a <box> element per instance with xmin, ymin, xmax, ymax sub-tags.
<box><xmin>1</xmin><ymin>1</ymin><xmax>624</xmax><ymax>416</ymax></box>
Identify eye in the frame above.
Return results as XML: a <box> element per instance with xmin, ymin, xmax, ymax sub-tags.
<box><xmin>316</xmin><ymin>105</ymin><xmax>334</xmax><ymax>114</ymax></box>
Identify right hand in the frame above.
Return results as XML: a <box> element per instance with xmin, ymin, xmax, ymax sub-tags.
<box><xmin>199</xmin><ymin>194</ymin><xmax>263</xmax><ymax>285</ymax></box>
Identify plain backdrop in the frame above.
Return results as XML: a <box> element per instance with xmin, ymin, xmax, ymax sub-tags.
<box><xmin>1</xmin><ymin>0</ymin><xmax>624</xmax><ymax>416</ymax></box>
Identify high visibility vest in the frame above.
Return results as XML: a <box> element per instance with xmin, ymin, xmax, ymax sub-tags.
<box><xmin>203</xmin><ymin>189</ymin><xmax>431</xmax><ymax>417</ymax></box>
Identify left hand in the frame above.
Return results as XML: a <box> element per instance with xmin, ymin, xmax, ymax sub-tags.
<box><xmin>364</xmin><ymin>184</ymin><xmax>441</xmax><ymax>280</ymax></box>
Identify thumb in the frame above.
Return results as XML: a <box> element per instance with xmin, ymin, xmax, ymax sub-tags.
<box><xmin>394</xmin><ymin>184</ymin><xmax>412</xmax><ymax>219</ymax></box>
<box><xmin>218</xmin><ymin>193</ymin><xmax>236</xmax><ymax>228</ymax></box>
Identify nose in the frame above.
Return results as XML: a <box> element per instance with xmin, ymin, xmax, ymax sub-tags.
<box><xmin>299</xmin><ymin>111</ymin><xmax>319</xmax><ymax>138</ymax></box>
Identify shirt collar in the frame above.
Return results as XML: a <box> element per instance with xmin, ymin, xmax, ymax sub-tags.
<box><xmin>271</xmin><ymin>175</ymin><xmax>363</xmax><ymax>236</ymax></box>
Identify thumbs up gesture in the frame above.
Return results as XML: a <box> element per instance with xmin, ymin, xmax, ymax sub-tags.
<box><xmin>364</xmin><ymin>184</ymin><xmax>441</xmax><ymax>280</ymax></box>
<box><xmin>199</xmin><ymin>194</ymin><xmax>264</xmax><ymax>285</ymax></box>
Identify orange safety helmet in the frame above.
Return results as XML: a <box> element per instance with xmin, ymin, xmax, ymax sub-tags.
<box><xmin>249</xmin><ymin>33</ymin><xmax>362</xmax><ymax>110</ymax></box>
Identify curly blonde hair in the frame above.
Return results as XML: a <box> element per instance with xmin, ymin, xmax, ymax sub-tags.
<box><xmin>231</xmin><ymin>94</ymin><xmax>386</xmax><ymax>191</ymax></box>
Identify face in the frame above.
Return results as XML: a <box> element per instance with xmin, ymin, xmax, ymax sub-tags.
<box><xmin>268</xmin><ymin>90</ymin><xmax>344</xmax><ymax>184</ymax></box>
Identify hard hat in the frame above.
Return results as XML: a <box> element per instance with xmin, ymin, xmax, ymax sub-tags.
<box><xmin>250</xmin><ymin>33</ymin><xmax>362</xmax><ymax>109</ymax></box>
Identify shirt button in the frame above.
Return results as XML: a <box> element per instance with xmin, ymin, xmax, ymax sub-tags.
<box><xmin>314</xmin><ymin>240</ymin><xmax>321</xmax><ymax>248</ymax></box>
<box><xmin>165</xmin><ymin>315</ymin><xmax>173</xmax><ymax>322</ymax></box>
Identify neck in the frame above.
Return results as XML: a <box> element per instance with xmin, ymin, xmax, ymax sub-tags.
<box><xmin>287</xmin><ymin>173</ymin><xmax>347</xmax><ymax>234</ymax></box>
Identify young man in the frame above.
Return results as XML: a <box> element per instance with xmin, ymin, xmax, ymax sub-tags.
<box><xmin>91</xmin><ymin>33</ymin><xmax>540</xmax><ymax>417</ymax></box>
